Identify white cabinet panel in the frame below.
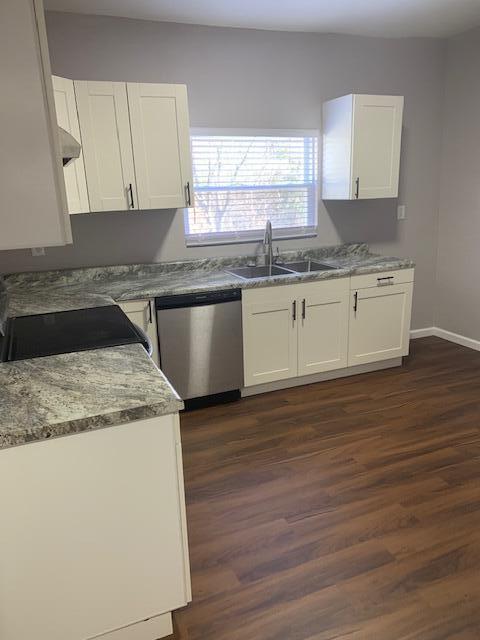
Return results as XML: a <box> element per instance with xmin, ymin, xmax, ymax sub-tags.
<box><xmin>242</xmin><ymin>273</ymin><xmax>413</xmax><ymax>389</ymax></box>
<box><xmin>322</xmin><ymin>93</ymin><xmax>403</xmax><ymax>200</ymax></box>
<box><xmin>118</xmin><ymin>299</ymin><xmax>159</xmax><ymax>367</ymax></box>
<box><xmin>52</xmin><ymin>75</ymin><xmax>89</xmax><ymax>215</ymax></box>
<box><xmin>297</xmin><ymin>280</ymin><xmax>349</xmax><ymax>376</ymax></box>
<box><xmin>0</xmin><ymin>0</ymin><xmax>71</xmax><ymax>250</ymax></box>
<box><xmin>127</xmin><ymin>83</ymin><xmax>193</xmax><ymax>210</ymax></box>
<box><xmin>242</xmin><ymin>279</ymin><xmax>350</xmax><ymax>387</ymax></box>
<box><xmin>352</xmin><ymin>94</ymin><xmax>404</xmax><ymax>199</ymax></box>
<box><xmin>348</xmin><ymin>282</ymin><xmax>413</xmax><ymax>366</ymax></box>
<box><xmin>75</xmin><ymin>80</ymin><xmax>138</xmax><ymax>212</ymax></box>
<box><xmin>0</xmin><ymin>415</ymin><xmax>190</xmax><ymax>640</ymax></box>
<box><xmin>243</xmin><ymin>288</ymin><xmax>297</xmax><ymax>387</ymax></box>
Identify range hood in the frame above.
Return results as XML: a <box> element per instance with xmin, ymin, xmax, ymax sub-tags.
<box><xmin>59</xmin><ymin>126</ymin><xmax>81</xmax><ymax>166</ymax></box>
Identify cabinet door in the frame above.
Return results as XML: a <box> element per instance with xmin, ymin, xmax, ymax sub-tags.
<box><xmin>351</xmin><ymin>94</ymin><xmax>404</xmax><ymax>199</ymax></box>
<box><xmin>52</xmin><ymin>75</ymin><xmax>89</xmax><ymax>215</ymax></box>
<box><xmin>75</xmin><ymin>81</ymin><xmax>138</xmax><ymax>212</ymax></box>
<box><xmin>297</xmin><ymin>279</ymin><xmax>349</xmax><ymax>376</ymax></box>
<box><xmin>243</xmin><ymin>289</ymin><xmax>297</xmax><ymax>387</ymax></box>
<box><xmin>348</xmin><ymin>282</ymin><xmax>413</xmax><ymax>366</ymax></box>
<box><xmin>118</xmin><ymin>299</ymin><xmax>159</xmax><ymax>367</ymax></box>
<box><xmin>127</xmin><ymin>83</ymin><xmax>194</xmax><ymax>210</ymax></box>
<box><xmin>0</xmin><ymin>0</ymin><xmax>71</xmax><ymax>250</ymax></box>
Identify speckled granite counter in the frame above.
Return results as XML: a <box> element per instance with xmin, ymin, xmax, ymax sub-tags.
<box><xmin>0</xmin><ymin>344</ymin><xmax>183</xmax><ymax>450</ymax></box>
<box><xmin>5</xmin><ymin>243</ymin><xmax>414</xmax><ymax>318</ymax></box>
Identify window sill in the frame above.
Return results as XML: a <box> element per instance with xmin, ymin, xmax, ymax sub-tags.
<box><xmin>185</xmin><ymin>232</ymin><xmax>317</xmax><ymax>248</ymax></box>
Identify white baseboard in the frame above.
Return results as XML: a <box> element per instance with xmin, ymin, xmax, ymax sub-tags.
<box><xmin>410</xmin><ymin>327</ymin><xmax>480</xmax><ymax>352</ymax></box>
<box><xmin>410</xmin><ymin>327</ymin><xmax>435</xmax><ymax>339</ymax></box>
<box><xmin>432</xmin><ymin>327</ymin><xmax>480</xmax><ymax>352</ymax></box>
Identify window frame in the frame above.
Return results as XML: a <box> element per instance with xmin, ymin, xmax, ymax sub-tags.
<box><xmin>184</xmin><ymin>127</ymin><xmax>319</xmax><ymax>247</ymax></box>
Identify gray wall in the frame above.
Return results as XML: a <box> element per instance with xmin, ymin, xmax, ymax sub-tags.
<box><xmin>436</xmin><ymin>27</ymin><xmax>480</xmax><ymax>339</ymax></box>
<box><xmin>0</xmin><ymin>12</ymin><xmax>446</xmax><ymax>329</ymax></box>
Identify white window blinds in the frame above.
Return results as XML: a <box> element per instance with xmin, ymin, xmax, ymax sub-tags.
<box><xmin>184</xmin><ymin>129</ymin><xmax>318</xmax><ymax>246</ymax></box>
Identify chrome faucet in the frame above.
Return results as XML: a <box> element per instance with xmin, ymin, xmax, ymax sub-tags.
<box><xmin>263</xmin><ymin>220</ymin><xmax>273</xmax><ymax>271</ymax></box>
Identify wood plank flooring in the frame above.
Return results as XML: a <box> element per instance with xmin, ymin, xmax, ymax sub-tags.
<box><xmin>173</xmin><ymin>337</ymin><xmax>480</xmax><ymax>639</ymax></box>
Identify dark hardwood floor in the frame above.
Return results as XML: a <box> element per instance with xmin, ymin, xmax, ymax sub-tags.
<box><xmin>174</xmin><ymin>337</ymin><xmax>480</xmax><ymax>639</ymax></box>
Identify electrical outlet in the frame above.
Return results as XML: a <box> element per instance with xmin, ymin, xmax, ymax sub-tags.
<box><xmin>397</xmin><ymin>205</ymin><xmax>406</xmax><ymax>220</ymax></box>
<box><xmin>31</xmin><ymin>247</ymin><xmax>46</xmax><ymax>257</ymax></box>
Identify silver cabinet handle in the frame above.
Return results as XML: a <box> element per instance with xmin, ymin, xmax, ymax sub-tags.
<box><xmin>355</xmin><ymin>177</ymin><xmax>360</xmax><ymax>199</ymax></box>
<box><xmin>185</xmin><ymin>181</ymin><xmax>192</xmax><ymax>206</ymax></box>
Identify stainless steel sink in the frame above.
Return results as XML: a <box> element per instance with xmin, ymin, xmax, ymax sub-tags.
<box><xmin>283</xmin><ymin>260</ymin><xmax>338</xmax><ymax>273</ymax></box>
<box><xmin>226</xmin><ymin>265</ymin><xmax>295</xmax><ymax>280</ymax></box>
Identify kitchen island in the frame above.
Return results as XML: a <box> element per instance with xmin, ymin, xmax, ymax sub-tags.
<box><xmin>0</xmin><ymin>343</ymin><xmax>190</xmax><ymax>640</ymax></box>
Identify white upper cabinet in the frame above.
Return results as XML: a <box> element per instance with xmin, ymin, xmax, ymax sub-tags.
<box><xmin>0</xmin><ymin>0</ymin><xmax>72</xmax><ymax>250</ymax></box>
<box><xmin>127</xmin><ymin>83</ymin><xmax>194</xmax><ymax>210</ymax></box>
<box><xmin>52</xmin><ymin>76</ymin><xmax>89</xmax><ymax>215</ymax></box>
<box><xmin>74</xmin><ymin>81</ymin><xmax>194</xmax><ymax>213</ymax></box>
<box><xmin>75</xmin><ymin>81</ymin><xmax>138</xmax><ymax>212</ymax></box>
<box><xmin>322</xmin><ymin>94</ymin><xmax>404</xmax><ymax>200</ymax></box>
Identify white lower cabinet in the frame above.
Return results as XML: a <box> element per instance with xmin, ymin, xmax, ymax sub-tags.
<box><xmin>0</xmin><ymin>414</ymin><xmax>191</xmax><ymax>640</ymax></box>
<box><xmin>118</xmin><ymin>299</ymin><xmax>160</xmax><ymax>367</ymax></box>
<box><xmin>242</xmin><ymin>278</ymin><xmax>349</xmax><ymax>387</ymax></box>
<box><xmin>348</xmin><ymin>269</ymin><xmax>414</xmax><ymax>366</ymax></box>
<box><xmin>297</xmin><ymin>279</ymin><xmax>349</xmax><ymax>376</ymax></box>
<box><xmin>243</xmin><ymin>270</ymin><xmax>414</xmax><ymax>388</ymax></box>
<box><xmin>242</xmin><ymin>284</ymin><xmax>298</xmax><ymax>386</ymax></box>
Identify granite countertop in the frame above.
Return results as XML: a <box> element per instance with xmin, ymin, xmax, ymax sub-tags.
<box><xmin>0</xmin><ymin>344</ymin><xmax>183</xmax><ymax>450</ymax></box>
<box><xmin>0</xmin><ymin>243</ymin><xmax>414</xmax><ymax>451</ymax></box>
<box><xmin>5</xmin><ymin>243</ymin><xmax>414</xmax><ymax>318</ymax></box>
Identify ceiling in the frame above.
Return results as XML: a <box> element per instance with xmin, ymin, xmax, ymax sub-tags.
<box><xmin>44</xmin><ymin>0</ymin><xmax>480</xmax><ymax>38</ymax></box>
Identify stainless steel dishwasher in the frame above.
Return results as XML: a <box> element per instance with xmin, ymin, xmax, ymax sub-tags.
<box><xmin>155</xmin><ymin>289</ymin><xmax>243</xmax><ymax>407</ymax></box>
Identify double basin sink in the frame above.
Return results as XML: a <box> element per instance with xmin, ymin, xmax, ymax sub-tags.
<box><xmin>226</xmin><ymin>260</ymin><xmax>338</xmax><ymax>280</ymax></box>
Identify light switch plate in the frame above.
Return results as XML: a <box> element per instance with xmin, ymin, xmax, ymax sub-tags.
<box><xmin>397</xmin><ymin>205</ymin><xmax>406</xmax><ymax>220</ymax></box>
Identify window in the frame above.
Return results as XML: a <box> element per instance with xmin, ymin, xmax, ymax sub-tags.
<box><xmin>184</xmin><ymin>129</ymin><xmax>318</xmax><ymax>246</ymax></box>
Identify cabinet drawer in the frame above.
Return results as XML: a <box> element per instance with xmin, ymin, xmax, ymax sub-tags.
<box><xmin>294</xmin><ymin>276</ymin><xmax>349</xmax><ymax>299</ymax></box>
<box><xmin>242</xmin><ymin>283</ymin><xmax>300</xmax><ymax>305</ymax></box>
<box><xmin>350</xmin><ymin>268</ymin><xmax>414</xmax><ymax>290</ymax></box>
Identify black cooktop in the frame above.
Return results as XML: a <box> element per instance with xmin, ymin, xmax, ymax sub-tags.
<box><xmin>0</xmin><ymin>305</ymin><xmax>148</xmax><ymax>362</ymax></box>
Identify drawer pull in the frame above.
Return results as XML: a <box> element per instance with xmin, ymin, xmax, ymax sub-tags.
<box><xmin>377</xmin><ymin>276</ymin><xmax>394</xmax><ymax>286</ymax></box>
